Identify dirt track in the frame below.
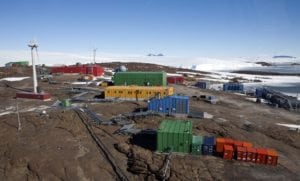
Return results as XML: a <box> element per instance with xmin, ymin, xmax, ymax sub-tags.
<box><xmin>0</xmin><ymin>66</ymin><xmax>300</xmax><ymax>180</ymax></box>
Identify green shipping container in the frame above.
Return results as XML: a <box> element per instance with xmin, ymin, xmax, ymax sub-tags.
<box><xmin>191</xmin><ymin>135</ymin><xmax>203</xmax><ymax>155</ymax></box>
<box><xmin>62</xmin><ymin>99</ymin><xmax>71</xmax><ymax>107</ymax></box>
<box><xmin>113</xmin><ymin>72</ymin><xmax>167</xmax><ymax>86</ymax></box>
<box><xmin>157</xmin><ymin>120</ymin><xmax>192</xmax><ymax>153</ymax></box>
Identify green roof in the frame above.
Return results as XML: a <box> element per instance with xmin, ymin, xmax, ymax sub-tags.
<box><xmin>158</xmin><ymin>120</ymin><xmax>192</xmax><ymax>134</ymax></box>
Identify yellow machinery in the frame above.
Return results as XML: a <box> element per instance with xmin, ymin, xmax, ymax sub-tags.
<box><xmin>100</xmin><ymin>82</ymin><xmax>108</xmax><ymax>87</ymax></box>
<box><xmin>105</xmin><ymin>86</ymin><xmax>174</xmax><ymax>100</ymax></box>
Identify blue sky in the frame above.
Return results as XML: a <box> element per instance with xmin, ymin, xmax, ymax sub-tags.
<box><xmin>0</xmin><ymin>0</ymin><xmax>300</xmax><ymax>57</ymax></box>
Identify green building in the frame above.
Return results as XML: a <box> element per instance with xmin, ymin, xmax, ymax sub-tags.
<box><xmin>15</xmin><ymin>61</ymin><xmax>29</xmax><ymax>66</ymax></box>
<box><xmin>5</xmin><ymin>61</ymin><xmax>29</xmax><ymax>67</ymax></box>
<box><xmin>113</xmin><ymin>71</ymin><xmax>167</xmax><ymax>86</ymax></box>
<box><xmin>157</xmin><ymin>120</ymin><xmax>192</xmax><ymax>153</ymax></box>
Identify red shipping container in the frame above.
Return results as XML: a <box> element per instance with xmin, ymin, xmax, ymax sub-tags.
<box><xmin>216</xmin><ymin>138</ymin><xmax>226</xmax><ymax>153</ymax></box>
<box><xmin>167</xmin><ymin>76</ymin><xmax>184</xmax><ymax>84</ymax></box>
<box><xmin>256</xmin><ymin>148</ymin><xmax>268</xmax><ymax>164</ymax></box>
<box><xmin>236</xmin><ymin>146</ymin><xmax>247</xmax><ymax>161</ymax></box>
<box><xmin>233</xmin><ymin>141</ymin><xmax>244</xmax><ymax>150</ymax></box>
<box><xmin>266</xmin><ymin>149</ymin><xmax>278</xmax><ymax>166</ymax></box>
<box><xmin>16</xmin><ymin>92</ymin><xmax>51</xmax><ymax>100</ymax></box>
<box><xmin>246</xmin><ymin>147</ymin><xmax>257</xmax><ymax>163</ymax></box>
<box><xmin>243</xmin><ymin>142</ymin><xmax>253</xmax><ymax>148</ymax></box>
<box><xmin>223</xmin><ymin>145</ymin><xmax>234</xmax><ymax>160</ymax></box>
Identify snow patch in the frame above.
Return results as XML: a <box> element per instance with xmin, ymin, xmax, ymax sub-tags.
<box><xmin>0</xmin><ymin>77</ymin><xmax>30</xmax><ymax>81</ymax></box>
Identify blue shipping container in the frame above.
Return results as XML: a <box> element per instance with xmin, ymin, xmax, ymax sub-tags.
<box><xmin>255</xmin><ymin>88</ymin><xmax>264</xmax><ymax>98</ymax></box>
<box><xmin>202</xmin><ymin>136</ymin><xmax>215</xmax><ymax>155</ymax></box>
<box><xmin>195</xmin><ymin>81</ymin><xmax>209</xmax><ymax>89</ymax></box>
<box><xmin>223</xmin><ymin>83</ymin><xmax>244</xmax><ymax>92</ymax></box>
<box><xmin>148</xmin><ymin>95</ymin><xmax>189</xmax><ymax>114</ymax></box>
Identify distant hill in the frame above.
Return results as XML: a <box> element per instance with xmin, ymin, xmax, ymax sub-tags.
<box><xmin>273</xmin><ymin>55</ymin><xmax>296</xmax><ymax>59</ymax></box>
<box><xmin>147</xmin><ymin>53</ymin><xmax>164</xmax><ymax>57</ymax></box>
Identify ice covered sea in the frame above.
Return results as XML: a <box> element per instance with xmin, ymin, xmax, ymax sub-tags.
<box><xmin>193</xmin><ymin>59</ymin><xmax>300</xmax><ymax>99</ymax></box>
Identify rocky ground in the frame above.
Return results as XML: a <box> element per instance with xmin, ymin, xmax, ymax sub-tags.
<box><xmin>0</xmin><ymin>64</ymin><xmax>299</xmax><ymax>181</ymax></box>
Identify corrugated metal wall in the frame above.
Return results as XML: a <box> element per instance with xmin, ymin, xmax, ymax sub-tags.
<box><xmin>51</xmin><ymin>65</ymin><xmax>104</xmax><ymax>76</ymax></box>
<box><xmin>223</xmin><ymin>83</ymin><xmax>244</xmax><ymax>92</ymax></box>
<box><xmin>113</xmin><ymin>72</ymin><xmax>167</xmax><ymax>86</ymax></box>
<box><xmin>167</xmin><ymin>76</ymin><xmax>184</xmax><ymax>84</ymax></box>
<box><xmin>195</xmin><ymin>81</ymin><xmax>209</xmax><ymax>89</ymax></box>
<box><xmin>157</xmin><ymin>120</ymin><xmax>192</xmax><ymax>153</ymax></box>
<box><xmin>105</xmin><ymin>86</ymin><xmax>174</xmax><ymax>100</ymax></box>
<box><xmin>148</xmin><ymin>95</ymin><xmax>189</xmax><ymax>114</ymax></box>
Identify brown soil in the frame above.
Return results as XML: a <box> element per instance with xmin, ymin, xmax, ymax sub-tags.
<box><xmin>0</xmin><ymin>64</ymin><xmax>299</xmax><ymax>181</ymax></box>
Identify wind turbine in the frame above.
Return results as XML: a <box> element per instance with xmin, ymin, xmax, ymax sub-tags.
<box><xmin>28</xmin><ymin>40</ymin><xmax>39</xmax><ymax>93</ymax></box>
<box><xmin>15</xmin><ymin>40</ymin><xmax>51</xmax><ymax>100</ymax></box>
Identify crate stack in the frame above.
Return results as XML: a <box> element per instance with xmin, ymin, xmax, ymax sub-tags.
<box><xmin>156</xmin><ymin>120</ymin><xmax>279</xmax><ymax>167</ymax></box>
<box><xmin>216</xmin><ymin>137</ymin><xmax>278</xmax><ymax>166</ymax></box>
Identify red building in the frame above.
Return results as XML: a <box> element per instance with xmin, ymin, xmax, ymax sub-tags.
<box><xmin>50</xmin><ymin>64</ymin><xmax>104</xmax><ymax>76</ymax></box>
<box><xmin>167</xmin><ymin>76</ymin><xmax>184</xmax><ymax>84</ymax></box>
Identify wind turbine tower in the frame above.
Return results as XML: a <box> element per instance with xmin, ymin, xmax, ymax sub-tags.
<box><xmin>28</xmin><ymin>40</ymin><xmax>39</xmax><ymax>93</ymax></box>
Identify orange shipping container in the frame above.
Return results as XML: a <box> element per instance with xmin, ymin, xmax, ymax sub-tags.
<box><xmin>224</xmin><ymin>138</ymin><xmax>234</xmax><ymax>146</ymax></box>
<box><xmin>216</xmin><ymin>138</ymin><xmax>226</xmax><ymax>153</ymax></box>
<box><xmin>266</xmin><ymin>149</ymin><xmax>278</xmax><ymax>166</ymax></box>
<box><xmin>234</xmin><ymin>141</ymin><xmax>244</xmax><ymax>150</ymax></box>
<box><xmin>236</xmin><ymin>146</ymin><xmax>247</xmax><ymax>161</ymax></box>
<box><xmin>256</xmin><ymin>148</ymin><xmax>268</xmax><ymax>164</ymax></box>
<box><xmin>223</xmin><ymin>145</ymin><xmax>234</xmax><ymax>160</ymax></box>
<box><xmin>243</xmin><ymin>142</ymin><xmax>253</xmax><ymax>148</ymax></box>
<box><xmin>246</xmin><ymin>147</ymin><xmax>257</xmax><ymax>163</ymax></box>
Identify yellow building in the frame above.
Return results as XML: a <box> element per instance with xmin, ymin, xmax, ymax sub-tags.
<box><xmin>105</xmin><ymin>86</ymin><xmax>174</xmax><ymax>100</ymax></box>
